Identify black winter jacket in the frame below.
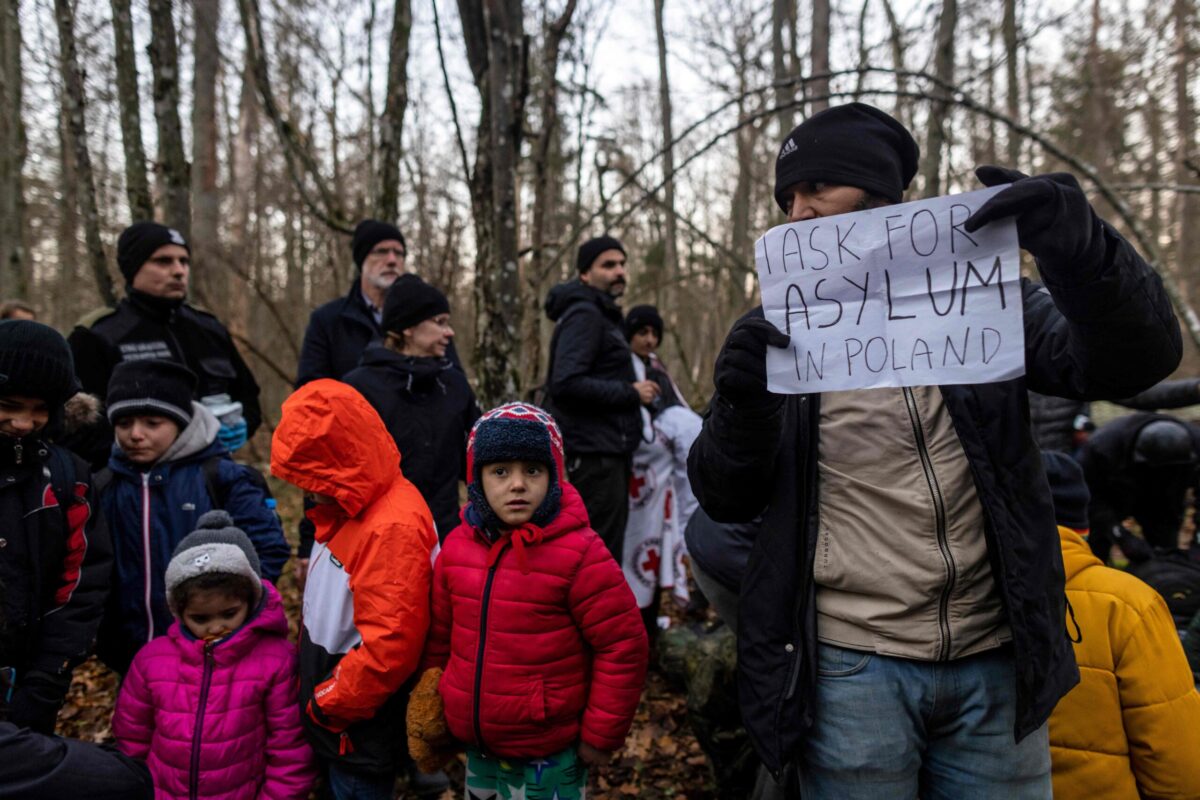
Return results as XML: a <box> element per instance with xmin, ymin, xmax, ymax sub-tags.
<box><xmin>0</xmin><ymin>435</ymin><xmax>110</xmax><ymax>734</ymax></box>
<box><xmin>1030</xmin><ymin>379</ymin><xmax>1200</xmax><ymax>452</ymax></box>
<box><xmin>543</xmin><ymin>280</ymin><xmax>641</xmax><ymax>456</ymax></box>
<box><xmin>0</xmin><ymin>722</ymin><xmax>153</xmax><ymax>800</ymax></box>
<box><xmin>67</xmin><ymin>291</ymin><xmax>262</xmax><ymax>465</ymax></box>
<box><xmin>296</xmin><ymin>284</ymin><xmax>382</xmax><ymax>387</ymax></box>
<box><xmin>688</xmin><ymin>228</ymin><xmax>1182</xmax><ymax>775</ymax></box>
<box><xmin>343</xmin><ymin>346</ymin><xmax>481</xmax><ymax>538</ymax></box>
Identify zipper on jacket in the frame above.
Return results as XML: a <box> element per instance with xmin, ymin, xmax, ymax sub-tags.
<box><xmin>141</xmin><ymin>472</ymin><xmax>155</xmax><ymax>641</ymax></box>
<box><xmin>12</xmin><ymin>442</ymin><xmax>21</xmax><ymax>465</ymax></box>
<box><xmin>472</xmin><ymin>545</ymin><xmax>507</xmax><ymax>753</ymax></box>
<box><xmin>901</xmin><ymin>388</ymin><xmax>956</xmax><ymax>661</ymax></box>
<box><xmin>189</xmin><ymin>643</ymin><xmax>216</xmax><ymax>800</ymax></box>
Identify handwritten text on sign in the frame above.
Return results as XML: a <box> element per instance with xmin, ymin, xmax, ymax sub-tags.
<box><xmin>755</xmin><ymin>186</ymin><xmax>1023</xmax><ymax>393</ymax></box>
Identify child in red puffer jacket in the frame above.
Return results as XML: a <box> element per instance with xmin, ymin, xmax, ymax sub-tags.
<box><xmin>418</xmin><ymin>402</ymin><xmax>648</xmax><ymax>797</ymax></box>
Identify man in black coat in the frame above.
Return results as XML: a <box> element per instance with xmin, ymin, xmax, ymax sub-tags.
<box><xmin>543</xmin><ymin>236</ymin><xmax>661</xmax><ymax>558</ymax></box>
<box><xmin>67</xmin><ymin>222</ymin><xmax>261</xmax><ymax>465</ymax></box>
<box><xmin>295</xmin><ymin>220</ymin><xmax>407</xmax><ymax>387</ymax></box>
<box><xmin>687</xmin><ymin>103</ymin><xmax>1182</xmax><ymax>797</ymax></box>
<box><xmin>0</xmin><ymin>722</ymin><xmax>153</xmax><ymax>800</ymax></box>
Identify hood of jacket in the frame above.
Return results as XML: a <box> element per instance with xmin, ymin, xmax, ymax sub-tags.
<box><xmin>357</xmin><ymin>344</ymin><xmax>451</xmax><ymax>392</ymax></box>
<box><xmin>1059</xmin><ymin>526</ymin><xmax>1102</xmax><ymax>583</ymax></box>
<box><xmin>165</xmin><ymin>580</ymin><xmax>288</xmax><ymax>665</ymax></box>
<box><xmin>462</xmin><ymin>480</ymin><xmax>590</xmax><ymax>549</ymax></box>
<box><xmin>158</xmin><ymin>401</ymin><xmax>221</xmax><ymax>464</ymax></box>
<box><xmin>544</xmin><ymin>278</ymin><xmax>622</xmax><ymax>323</ymax></box>
<box><xmin>271</xmin><ymin>379</ymin><xmax>400</xmax><ymax>518</ymax></box>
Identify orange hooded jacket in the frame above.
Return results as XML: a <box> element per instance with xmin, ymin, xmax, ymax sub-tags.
<box><xmin>271</xmin><ymin>379</ymin><xmax>438</xmax><ymax>769</ymax></box>
<box><xmin>1050</xmin><ymin>525</ymin><xmax>1200</xmax><ymax>799</ymax></box>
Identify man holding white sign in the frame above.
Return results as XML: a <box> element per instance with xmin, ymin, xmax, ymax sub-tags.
<box><xmin>688</xmin><ymin>103</ymin><xmax>1183</xmax><ymax>798</ymax></box>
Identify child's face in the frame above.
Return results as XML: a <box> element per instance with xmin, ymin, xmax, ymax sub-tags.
<box><xmin>181</xmin><ymin>588</ymin><xmax>250</xmax><ymax>642</ymax></box>
<box><xmin>481</xmin><ymin>459</ymin><xmax>551</xmax><ymax>528</ymax></box>
<box><xmin>0</xmin><ymin>394</ymin><xmax>49</xmax><ymax>439</ymax></box>
<box><xmin>114</xmin><ymin>415</ymin><xmax>181</xmax><ymax>464</ymax></box>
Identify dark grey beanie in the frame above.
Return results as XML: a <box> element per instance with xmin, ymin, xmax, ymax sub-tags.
<box><xmin>165</xmin><ymin>510</ymin><xmax>263</xmax><ymax>613</ymax></box>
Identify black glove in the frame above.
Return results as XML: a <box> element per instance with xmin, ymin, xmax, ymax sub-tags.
<box><xmin>713</xmin><ymin>316</ymin><xmax>790</xmax><ymax>412</ymax></box>
<box><xmin>964</xmin><ymin>166</ymin><xmax>1105</xmax><ymax>278</ymax></box>
<box><xmin>7</xmin><ymin>671</ymin><xmax>68</xmax><ymax>735</ymax></box>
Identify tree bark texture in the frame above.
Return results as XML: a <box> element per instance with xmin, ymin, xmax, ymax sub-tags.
<box><xmin>375</xmin><ymin>0</ymin><xmax>412</xmax><ymax>220</ymax></box>
<box><xmin>459</xmin><ymin>0</ymin><xmax>528</xmax><ymax>406</ymax></box>
<box><xmin>0</xmin><ymin>0</ymin><xmax>27</xmax><ymax>297</ymax></box>
<box><xmin>922</xmin><ymin>0</ymin><xmax>957</xmax><ymax>197</ymax></box>
<box><xmin>228</xmin><ymin>57</ymin><xmax>259</xmax><ymax>339</ymax></box>
<box><xmin>192</xmin><ymin>0</ymin><xmax>223</xmax><ymax>309</ymax></box>
<box><xmin>1003</xmin><ymin>0</ymin><xmax>1021</xmax><ymax>164</ymax></box>
<box><xmin>147</xmin><ymin>0</ymin><xmax>191</xmax><ymax>238</ymax></box>
<box><xmin>810</xmin><ymin>0</ymin><xmax>830</xmax><ymax>112</ymax></box>
<box><xmin>109</xmin><ymin>0</ymin><xmax>152</xmax><ymax>220</ymax></box>
<box><xmin>523</xmin><ymin>0</ymin><xmax>576</xmax><ymax>390</ymax></box>
<box><xmin>653</xmin><ymin>0</ymin><xmax>678</xmax><ymax>306</ymax></box>
<box><xmin>772</xmin><ymin>0</ymin><xmax>795</xmax><ymax>135</ymax></box>
<box><xmin>54</xmin><ymin>0</ymin><xmax>115</xmax><ymax>305</ymax></box>
<box><xmin>1173</xmin><ymin>0</ymin><xmax>1199</xmax><ymax>302</ymax></box>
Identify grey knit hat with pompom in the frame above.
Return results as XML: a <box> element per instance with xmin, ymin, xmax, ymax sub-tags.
<box><xmin>164</xmin><ymin>509</ymin><xmax>263</xmax><ymax>613</ymax></box>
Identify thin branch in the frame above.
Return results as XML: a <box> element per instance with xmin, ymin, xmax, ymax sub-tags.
<box><xmin>431</xmin><ymin>0</ymin><xmax>472</xmax><ymax>187</ymax></box>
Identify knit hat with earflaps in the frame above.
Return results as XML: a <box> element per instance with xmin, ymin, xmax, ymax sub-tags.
<box><xmin>465</xmin><ymin>403</ymin><xmax>565</xmax><ymax>533</ymax></box>
<box><xmin>165</xmin><ymin>510</ymin><xmax>264</xmax><ymax>614</ymax></box>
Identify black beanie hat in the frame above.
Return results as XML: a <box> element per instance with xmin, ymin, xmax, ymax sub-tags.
<box><xmin>1040</xmin><ymin>451</ymin><xmax>1091</xmax><ymax>530</ymax></box>
<box><xmin>106</xmin><ymin>359</ymin><xmax>197</xmax><ymax>429</ymax></box>
<box><xmin>382</xmin><ymin>274</ymin><xmax>450</xmax><ymax>335</ymax></box>
<box><xmin>352</xmin><ymin>220</ymin><xmax>406</xmax><ymax>269</ymax></box>
<box><xmin>576</xmin><ymin>235</ymin><xmax>626</xmax><ymax>274</ymax></box>
<box><xmin>0</xmin><ymin>320</ymin><xmax>77</xmax><ymax>407</ymax></box>
<box><xmin>117</xmin><ymin>222</ymin><xmax>190</xmax><ymax>283</ymax></box>
<box><xmin>625</xmin><ymin>304</ymin><xmax>664</xmax><ymax>342</ymax></box>
<box><xmin>773</xmin><ymin>102</ymin><xmax>920</xmax><ymax>212</ymax></box>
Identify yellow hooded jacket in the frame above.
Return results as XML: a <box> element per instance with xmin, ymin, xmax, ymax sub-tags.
<box><xmin>1050</xmin><ymin>526</ymin><xmax>1200</xmax><ymax>799</ymax></box>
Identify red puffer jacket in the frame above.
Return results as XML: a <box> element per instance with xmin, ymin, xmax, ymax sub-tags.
<box><xmin>424</xmin><ymin>483</ymin><xmax>648</xmax><ymax>759</ymax></box>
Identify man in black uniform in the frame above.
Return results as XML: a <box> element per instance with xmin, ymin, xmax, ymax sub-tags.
<box><xmin>68</xmin><ymin>222</ymin><xmax>261</xmax><ymax>466</ymax></box>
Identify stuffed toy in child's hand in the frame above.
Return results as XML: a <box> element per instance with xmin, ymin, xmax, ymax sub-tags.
<box><xmin>406</xmin><ymin>667</ymin><xmax>458</xmax><ymax>773</ymax></box>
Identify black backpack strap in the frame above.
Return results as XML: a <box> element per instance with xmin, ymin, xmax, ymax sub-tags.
<box><xmin>202</xmin><ymin>454</ymin><xmax>229</xmax><ymax>510</ymax></box>
<box><xmin>90</xmin><ymin>467</ymin><xmax>114</xmax><ymax>497</ymax></box>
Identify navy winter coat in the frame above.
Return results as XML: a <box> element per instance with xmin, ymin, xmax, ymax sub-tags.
<box><xmin>343</xmin><ymin>346</ymin><xmax>481</xmax><ymax>538</ymax></box>
<box><xmin>689</xmin><ymin>222</ymin><xmax>1182</xmax><ymax>776</ymax></box>
<box><xmin>96</xmin><ymin>430</ymin><xmax>289</xmax><ymax>673</ymax></box>
<box><xmin>543</xmin><ymin>280</ymin><xmax>641</xmax><ymax>456</ymax></box>
<box><xmin>295</xmin><ymin>285</ymin><xmax>381</xmax><ymax>387</ymax></box>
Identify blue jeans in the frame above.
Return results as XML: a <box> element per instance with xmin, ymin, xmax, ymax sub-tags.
<box><xmin>325</xmin><ymin>762</ymin><xmax>395</xmax><ymax>800</ymax></box>
<box><xmin>799</xmin><ymin>643</ymin><xmax>1052</xmax><ymax>800</ymax></box>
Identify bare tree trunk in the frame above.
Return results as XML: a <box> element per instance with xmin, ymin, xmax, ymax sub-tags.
<box><xmin>653</xmin><ymin>0</ymin><xmax>678</xmax><ymax>306</ymax></box>
<box><xmin>922</xmin><ymin>0</ymin><xmax>956</xmax><ymax>197</ymax></box>
<box><xmin>0</xmin><ymin>0</ymin><xmax>27</xmax><ymax>297</ymax></box>
<box><xmin>523</xmin><ymin>0</ymin><xmax>576</xmax><ymax>391</ymax></box>
<box><xmin>147</xmin><ymin>0</ymin><xmax>190</xmax><ymax>237</ymax></box>
<box><xmin>110</xmin><ymin>0</ymin><xmax>152</xmax><ymax>219</ymax></box>
<box><xmin>1003</xmin><ymin>0</ymin><xmax>1021</xmax><ymax>164</ymax></box>
<box><xmin>810</xmin><ymin>0</ymin><xmax>831</xmax><ymax>112</ymax></box>
<box><xmin>1173</xmin><ymin>0</ymin><xmax>1199</xmax><ymax>300</ymax></box>
<box><xmin>459</xmin><ymin>0</ymin><xmax>528</xmax><ymax>405</ymax></box>
<box><xmin>192</xmin><ymin>0</ymin><xmax>222</xmax><ymax>309</ymax></box>
<box><xmin>853</xmin><ymin>0</ymin><xmax>869</xmax><ymax>100</ymax></box>
<box><xmin>54</xmin><ymin>0</ymin><xmax>115</xmax><ymax>305</ymax></box>
<box><xmin>56</xmin><ymin>84</ymin><xmax>82</xmax><ymax>322</ymax></box>
<box><xmin>228</xmin><ymin>57</ymin><xmax>258</xmax><ymax>339</ymax></box>
<box><xmin>375</xmin><ymin>0</ymin><xmax>411</xmax><ymax>220</ymax></box>
<box><xmin>878</xmin><ymin>0</ymin><xmax>908</xmax><ymax>125</ymax></box>
<box><xmin>772</xmin><ymin>0</ymin><xmax>795</xmax><ymax>135</ymax></box>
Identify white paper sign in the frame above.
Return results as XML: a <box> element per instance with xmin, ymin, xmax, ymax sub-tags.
<box><xmin>755</xmin><ymin>186</ymin><xmax>1024</xmax><ymax>393</ymax></box>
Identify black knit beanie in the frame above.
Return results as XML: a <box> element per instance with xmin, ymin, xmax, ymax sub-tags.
<box><xmin>576</xmin><ymin>235</ymin><xmax>626</xmax><ymax>274</ymax></box>
<box><xmin>1040</xmin><ymin>451</ymin><xmax>1091</xmax><ymax>530</ymax></box>
<box><xmin>625</xmin><ymin>304</ymin><xmax>664</xmax><ymax>342</ymax></box>
<box><xmin>0</xmin><ymin>320</ymin><xmax>77</xmax><ymax>407</ymax></box>
<box><xmin>106</xmin><ymin>359</ymin><xmax>197</xmax><ymax>429</ymax></box>
<box><xmin>117</xmin><ymin>222</ymin><xmax>190</xmax><ymax>283</ymax></box>
<box><xmin>352</xmin><ymin>220</ymin><xmax>406</xmax><ymax>269</ymax></box>
<box><xmin>773</xmin><ymin>102</ymin><xmax>920</xmax><ymax>212</ymax></box>
<box><xmin>382</xmin><ymin>274</ymin><xmax>450</xmax><ymax>334</ymax></box>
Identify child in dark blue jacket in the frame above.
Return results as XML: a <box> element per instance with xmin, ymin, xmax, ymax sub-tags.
<box><xmin>95</xmin><ymin>359</ymin><xmax>289</xmax><ymax>673</ymax></box>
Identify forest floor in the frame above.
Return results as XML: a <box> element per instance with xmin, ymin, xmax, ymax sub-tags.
<box><xmin>57</xmin><ymin>480</ymin><xmax>720</xmax><ymax>799</ymax></box>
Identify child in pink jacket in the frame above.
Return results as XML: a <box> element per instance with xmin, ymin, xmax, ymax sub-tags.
<box><xmin>113</xmin><ymin>510</ymin><xmax>315</xmax><ymax>799</ymax></box>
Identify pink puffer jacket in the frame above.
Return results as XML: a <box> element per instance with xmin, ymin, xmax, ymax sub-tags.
<box><xmin>113</xmin><ymin>581</ymin><xmax>316</xmax><ymax>799</ymax></box>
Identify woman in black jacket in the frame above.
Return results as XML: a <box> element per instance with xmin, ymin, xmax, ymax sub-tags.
<box><xmin>342</xmin><ymin>275</ymin><xmax>481</xmax><ymax>540</ymax></box>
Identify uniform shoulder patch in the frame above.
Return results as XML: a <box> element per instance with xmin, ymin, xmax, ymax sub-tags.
<box><xmin>74</xmin><ymin>305</ymin><xmax>118</xmax><ymax>329</ymax></box>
